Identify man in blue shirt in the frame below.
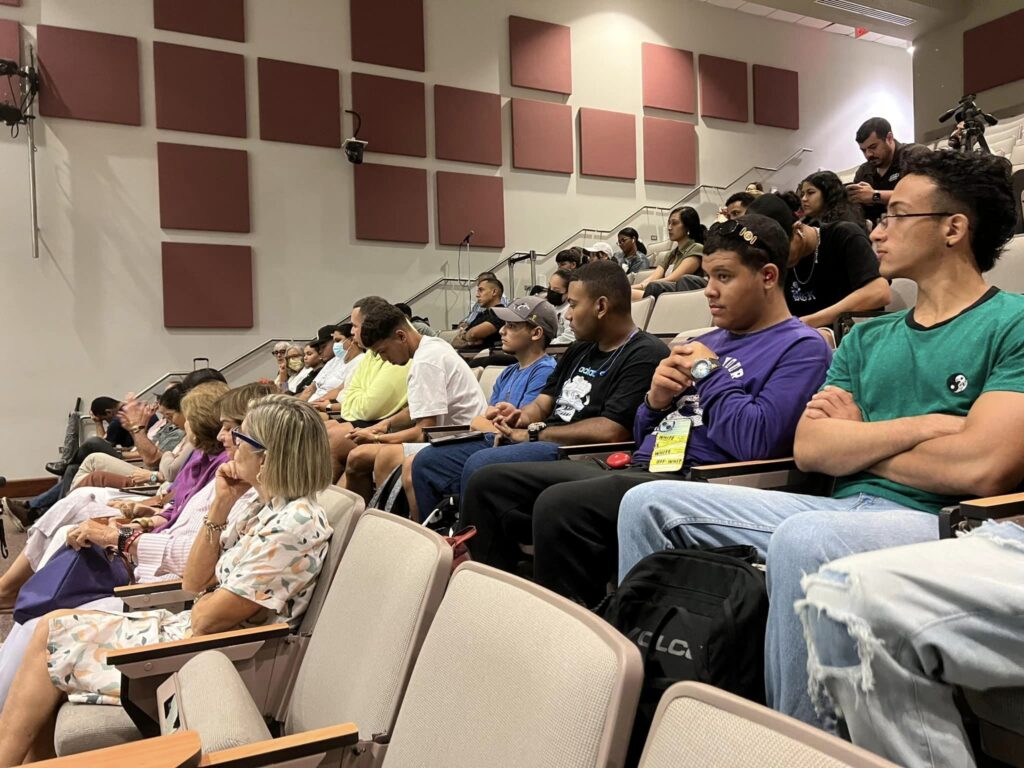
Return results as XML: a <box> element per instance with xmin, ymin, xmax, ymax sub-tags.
<box><xmin>466</xmin><ymin>215</ymin><xmax>832</xmax><ymax>602</ymax></box>
<box><xmin>404</xmin><ymin>296</ymin><xmax>558</xmax><ymax>521</ymax></box>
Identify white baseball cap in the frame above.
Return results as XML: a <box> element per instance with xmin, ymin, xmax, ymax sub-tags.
<box><xmin>586</xmin><ymin>242</ymin><xmax>614</xmax><ymax>258</ymax></box>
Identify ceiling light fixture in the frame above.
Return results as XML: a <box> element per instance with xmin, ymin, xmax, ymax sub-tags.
<box><xmin>814</xmin><ymin>0</ymin><xmax>915</xmax><ymax>26</ymax></box>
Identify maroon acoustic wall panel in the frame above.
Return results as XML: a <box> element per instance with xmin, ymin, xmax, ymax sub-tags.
<box><xmin>351</xmin><ymin>73</ymin><xmax>426</xmax><ymax>157</ymax></box>
<box><xmin>154</xmin><ymin>42</ymin><xmax>246</xmax><ymax>137</ymax></box>
<box><xmin>964</xmin><ymin>9</ymin><xmax>1024</xmax><ymax>95</ymax></box>
<box><xmin>753</xmin><ymin>65</ymin><xmax>798</xmax><ymax>130</ymax></box>
<box><xmin>579</xmin><ymin>108</ymin><xmax>636</xmax><ymax>180</ymax></box>
<box><xmin>642</xmin><ymin>43</ymin><xmax>696</xmax><ymax>114</ymax></box>
<box><xmin>643</xmin><ymin>117</ymin><xmax>696</xmax><ymax>186</ymax></box>
<box><xmin>699</xmin><ymin>54</ymin><xmax>748</xmax><ymax>123</ymax></box>
<box><xmin>0</xmin><ymin>1</ymin><xmax>20</xmax><ymax>7</ymax></box>
<box><xmin>511</xmin><ymin>98</ymin><xmax>572</xmax><ymax>174</ymax></box>
<box><xmin>348</xmin><ymin>0</ymin><xmax>419</xmax><ymax>72</ymax></box>
<box><xmin>354</xmin><ymin>163</ymin><xmax>428</xmax><ymax>243</ymax></box>
<box><xmin>0</xmin><ymin>20</ymin><xmax>19</xmax><ymax>107</ymax></box>
<box><xmin>434</xmin><ymin>85</ymin><xmax>501</xmax><ymax>166</ymax></box>
<box><xmin>37</xmin><ymin>25</ymin><xmax>141</xmax><ymax>126</ymax></box>
<box><xmin>350</xmin><ymin>0</ymin><xmax>424</xmax><ymax>72</ymax></box>
<box><xmin>258</xmin><ymin>58</ymin><xmax>341</xmax><ymax>147</ymax></box>
<box><xmin>162</xmin><ymin>243</ymin><xmax>253</xmax><ymax>328</ymax></box>
<box><xmin>436</xmin><ymin>172</ymin><xmax>504</xmax><ymax>248</ymax></box>
<box><xmin>153</xmin><ymin>0</ymin><xmax>245</xmax><ymax>42</ymax></box>
<box><xmin>157</xmin><ymin>143</ymin><xmax>250</xmax><ymax>233</ymax></box>
<box><xmin>509</xmin><ymin>16</ymin><xmax>571</xmax><ymax>95</ymax></box>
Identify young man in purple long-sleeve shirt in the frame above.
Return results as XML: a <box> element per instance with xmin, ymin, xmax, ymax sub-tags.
<box><xmin>466</xmin><ymin>214</ymin><xmax>832</xmax><ymax>605</ymax></box>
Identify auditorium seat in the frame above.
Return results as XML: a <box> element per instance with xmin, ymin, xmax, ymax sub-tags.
<box><xmin>988</xmin><ymin>236</ymin><xmax>1024</xmax><ymax>294</ymax></box>
<box><xmin>145</xmin><ymin>510</ymin><xmax>451</xmax><ymax>766</ymax></box>
<box><xmin>636</xmin><ymin>682</ymin><xmax>896</xmax><ymax>767</ymax></box>
<box><xmin>80</xmin><ymin>563</ymin><xmax>641</xmax><ymax>767</ymax></box>
<box><xmin>477</xmin><ymin>365</ymin><xmax>508</xmax><ymax>402</ymax></box>
<box><xmin>645</xmin><ymin>291</ymin><xmax>713</xmax><ymax>336</ymax></box>
<box><xmin>669</xmin><ymin>327</ymin><xmax>716</xmax><ymax>346</ymax></box>
<box><xmin>53</xmin><ymin>485</ymin><xmax>366</xmax><ymax>756</ymax></box>
<box><xmin>885</xmin><ymin>278</ymin><xmax>918</xmax><ymax>311</ymax></box>
<box><xmin>631</xmin><ymin>295</ymin><xmax>655</xmax><ymax>330</ymax></box>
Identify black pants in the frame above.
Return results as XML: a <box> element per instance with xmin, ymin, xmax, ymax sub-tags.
<box><xmin>643</xmin><ymin>273</ymin><xmax>708</xmax><ymax>299</ymax></box>
<box><xmin>462</xmin><ymin>460</ymin><xmax>663</xmax><ymax>606</ymax></box>
<box><xmin>58</xmin><ymin>437</ymin><xmax>122</xmax><ymax>498</ymax></box>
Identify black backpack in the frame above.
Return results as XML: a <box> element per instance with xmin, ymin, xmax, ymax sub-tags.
<box><xmin>599</xmin><ymin>546</ymin><xmax>769</xmax><ymax>765</ymax></box>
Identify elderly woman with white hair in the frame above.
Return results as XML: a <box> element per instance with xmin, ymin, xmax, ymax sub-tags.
<box><xmin>0</xmin><ymin>395</ymin><xmax>335</xmax><ymax>765</ymax></box>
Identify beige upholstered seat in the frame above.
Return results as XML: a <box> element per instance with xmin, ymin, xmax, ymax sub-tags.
<box><xmin>382</xmin><ymin>562</ymin><xmax>643</xmax><ymax>768</ymax></box>
<box><xmin>637</xmin><ymin>682</ymin><xmax>897</xmax><ymax>768</ymax></box>
<box><xmin>154</xmin><ymin>510</ymin><xmax>452</xmax><ymax>764</ymax></box>
<box><xmin>631</xmin><ymin>295</ymin><xmax>655</xmax><ymax>330</ymax></box>
<box><xmin>53</xmin><ymin>485</ymin><xmax>366</xmax><ymax>756</ymax></box>
<box><xmin>477</xmin><ymin>365</ymin><xmax>508</xmax><ymax>402</ymax></box>
<box><xmin>646</xmin><ymin>290</ymin><xmax>713</xmax><ymax>335</ymax></box>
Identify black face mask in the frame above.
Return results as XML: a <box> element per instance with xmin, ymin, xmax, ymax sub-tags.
<box><xmin>546</xmin><ymin>289</ymin><xmax>565</xmax><ymax>306</ymax></box>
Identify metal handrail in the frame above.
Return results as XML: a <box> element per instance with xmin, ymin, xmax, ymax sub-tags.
<box><xmin>136</xmin><ymin>148</ymin><xmax>812</xmax><ymax>388</ymax></box>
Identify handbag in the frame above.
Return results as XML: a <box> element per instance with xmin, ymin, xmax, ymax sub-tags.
<box><xmin>13</xmin><ymin>544</ymin><xmax>133</xmax><ymax>624</ymax></box>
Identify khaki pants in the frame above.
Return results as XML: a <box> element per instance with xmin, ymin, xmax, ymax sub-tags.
<box><xmin>71</xmin><ymin>452</ymin><xmax>141</xmax><ymax>490</ymax></box>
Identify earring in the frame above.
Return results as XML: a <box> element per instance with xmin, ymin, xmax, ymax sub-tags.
<box><xmin>946</xmin><ymin>241</ymin><xmax>954</xmax><ymax>248</ymax></box>
<box><xmin>256</xmin><ymin>468</ymin><xmax>264</xmax><ymax>485</ymax></box>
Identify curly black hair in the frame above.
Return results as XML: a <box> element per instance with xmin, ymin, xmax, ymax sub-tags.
<box><xmin>801</xmin><ymin>170</ymin><xmax>867</xmax><ymax>230</ymax></box>
<box><xmin>359</xmin><ymin>302</ymin><xmax>409</xmax><ymax>348</ymax></box>
<box><xmin>902</xmin><ymin>149</ymin><xmax>1016</xmax><ymax>273</ymax></box>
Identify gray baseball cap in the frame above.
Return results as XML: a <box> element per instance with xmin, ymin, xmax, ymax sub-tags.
<box><xmin>492</xmin><ymin>296</ymin><xmax>559</xmax><ymax>338</ymax></box>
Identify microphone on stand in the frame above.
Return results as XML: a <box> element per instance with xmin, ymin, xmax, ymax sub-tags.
<box><xmin>461</xmin><ymin>230</ymin><xmax>475</xmax><ymax>245</ymax></box>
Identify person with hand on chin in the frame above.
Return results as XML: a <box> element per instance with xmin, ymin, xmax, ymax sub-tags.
<box><xmin>0</xmin><ymin>394</ymin><xmax>334</xmax><ymax>765</ymax></box>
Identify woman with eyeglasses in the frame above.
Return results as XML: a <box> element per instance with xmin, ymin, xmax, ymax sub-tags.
<box><xmin>274</xmin><ymin>344</ymin><xmax>306</xmax><ymax>394</ymax></box>
<box><xmin>0</xmin><ymin>395</ymin><xmax>334</xmax><ymax>762</ymax></box>
<box><xmin>0</xmin><ymin>382</ymin><xmax>280</xmax><ymax>711</ymax></box>
<box><xmin>614</xmin><ymin>227</ymin><xmax>650</xmax><ymax>275</ymax></box>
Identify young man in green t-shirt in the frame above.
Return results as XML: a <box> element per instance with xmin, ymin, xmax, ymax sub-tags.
<box><xmin>614</xmin><ymin>149</ymin><xmax>1024</xmax><ymax>729</ymax></box>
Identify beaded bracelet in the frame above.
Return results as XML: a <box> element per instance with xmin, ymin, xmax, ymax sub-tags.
<box><xmin>203</xmin><ymin>516</ymin><xmax>228</xmax><ymax>542</ymax></box>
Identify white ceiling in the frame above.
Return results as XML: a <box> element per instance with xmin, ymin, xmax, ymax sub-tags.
<box><xmin>695</xmin><ymin>0</ymin><xmax>971</xmax><ymax>44</ymax></box>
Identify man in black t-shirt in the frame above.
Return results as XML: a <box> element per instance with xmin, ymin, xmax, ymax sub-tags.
<box><xmin>749</xmin><ymin>194</ymin><xmax>891</xmax><ymax>328</ymax></box>
<box><xmin>459</xmin><ymin>261</ymin><xmax>669</xmax><ymax>571</ymax></box>
<box><xmin>849</xmin><ymin>116</ymin><xmax>925</xmax><ymax>224</ymax></box>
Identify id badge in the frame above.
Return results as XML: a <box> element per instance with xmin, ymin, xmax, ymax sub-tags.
<box><xmin>648</xmin><ymin>419</ymin><xmax>691</xmax><ymax>473</ymax></box>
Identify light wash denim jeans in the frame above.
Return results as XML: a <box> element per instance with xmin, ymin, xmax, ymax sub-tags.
<box><xmin>616</xmin><ymin>480</ymin><xmax>937</xmax><ymax>727</ymax></box>
<box><xmin>799</xmin><ymin>521</ymin><xmax>1024</xmax><ymax>768</ymax></box>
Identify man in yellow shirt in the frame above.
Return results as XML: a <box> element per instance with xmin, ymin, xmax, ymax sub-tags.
<box><xmin>325</xmin><ymin>296</ymin><xmax>410</xmax><ymax>478</ymax></box>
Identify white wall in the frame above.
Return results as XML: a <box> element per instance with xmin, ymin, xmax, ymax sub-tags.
<box><xmin>0</xmin><ymin>0</ymin><xmax>913</xmax><ymax>477</ymax></box>
<box><xmin>913</xmin><ymin>0</ymin><xmax>1024</xmax><ymax>142</ymax></box>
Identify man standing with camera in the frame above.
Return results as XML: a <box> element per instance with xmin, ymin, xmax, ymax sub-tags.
<box><xmin>847</xmin><ymin>117</ymin><xmax>924</xmax><ymax>224</ymax></box>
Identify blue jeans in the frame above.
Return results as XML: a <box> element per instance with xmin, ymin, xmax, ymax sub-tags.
<box><xmin>616</xmin><ymin>480</ymin><xmax>937</xmax><ymax>727</ymax></box>
<box><xmin>800</xmin><ymin>521</ymin><xmax>1024</xmax><ymax>767</ymax></box>
<box><xmin>29</xmin><ymin>480</ymin><xmax>61</xmax><ymax>511</ymax></box>
<box><xmin>410</xmin><ymin>435</ymin><xmax>492</xmax><ymax>516</ymax></box>
<box><xmin>410</xmin><ymin>435</ymin><xmax>562</xmax><ymax>517</ymax></box>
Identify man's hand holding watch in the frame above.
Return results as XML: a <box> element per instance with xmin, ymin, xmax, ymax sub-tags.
<box><xmin>646</xmin><ymin>342</ymin><xmax>720</xmax><ymax>412</ymax></box>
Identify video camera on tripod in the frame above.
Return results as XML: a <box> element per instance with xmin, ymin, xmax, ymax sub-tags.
<box><xmin>939</xmin><ymin>93</ymin><xmax>999</xmax><ymax>154</ymax></box>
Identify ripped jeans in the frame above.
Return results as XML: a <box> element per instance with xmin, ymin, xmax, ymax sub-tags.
<box><xmin>799</xmin><ymin>521</ymin><xmax>1024</xmax><ymax>768</ymax></box>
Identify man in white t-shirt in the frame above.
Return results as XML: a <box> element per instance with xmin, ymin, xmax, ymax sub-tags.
<box><xmin>341</xmin><ymin>302</ymin><xmax>487</xmax><ymax>502</ymax></box>
<box><xmin>309</xmin><ymin>322</ymin><xmax>365</xmax><ymax>413</ymax></box>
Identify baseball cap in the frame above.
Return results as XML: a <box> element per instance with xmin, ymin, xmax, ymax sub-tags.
<box><xmin>492</xmin><ymin>296</ymin><xmax>559</xmax><ymax>338</ymax></box>
<box><xmin>585</xmin><ymin>241</ymin><xmax>614</xmax><ymax>258</ymax></box>
<box><xmin>313</xmin><ymin>324</ymin><xmax>335</xmax><ymax>347</ymax></box>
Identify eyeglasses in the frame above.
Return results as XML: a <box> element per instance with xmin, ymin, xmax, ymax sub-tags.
<box><xmin>230</xmin><ymin>428</ymin><xmax>266</xmax><ymax>452</ymax></box>
<box><xmin>877</xmin><ymin>212</ymin><xmax>956</xmax><ymax>229</ymax></box>
<box><xmin>712</xmin><ymin>219</ymin><xmax>760</xmax><ymax>245</ymax></box>
<box><xmin>272</xmin><ymin>349</ymin><xmax>287</xmax><ymax>357</ymax></box>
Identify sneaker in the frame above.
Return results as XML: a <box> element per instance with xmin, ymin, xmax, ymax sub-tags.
<box><xmin>1</xmin><ymin>497</ymin><xmax>35</xmax><ymax>532</ymax></box>
<box><xmin>45</xmin><ymin>461</ymin><xmax>67</xmax><ymax>476</ymax></box>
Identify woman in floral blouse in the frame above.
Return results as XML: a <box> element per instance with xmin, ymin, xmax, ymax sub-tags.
<box><xmin>0</xmin><ymin>395</ymin><xmax>334</xmax><ymax>765</ymax></box>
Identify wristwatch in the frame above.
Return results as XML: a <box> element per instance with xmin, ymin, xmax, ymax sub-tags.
<box><xmin>130</xmin><ymin>425</ymin><xmax>145</xmax><ymax>434</ymax></box>
<box><xmin>871</xmin><ymin>191</ymin><xmax>882</xmax><ymax>204</ymax></box>
<box><xmin>117</xmin><ymin>526</ymin><xmax>134</xmax><ymax>554</ymax></box>
<box><xmin>690</xmin><ymin>358</ymin><xmax>721</xmax><ymax>381</ymax></box>
<box><xmin>527</xmin><ymin>422</ymin><xmax>548</xmax><ymax>442</ymax></box>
